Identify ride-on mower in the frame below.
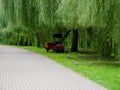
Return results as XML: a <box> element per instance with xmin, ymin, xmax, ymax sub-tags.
<box><xmin>45</xmin><ymin>34</ymin><xmax>64</xmax><ymax>53</ymax></box>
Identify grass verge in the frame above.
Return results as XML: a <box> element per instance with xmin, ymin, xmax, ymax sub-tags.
<box><xmin>19</xmin><ymin>46</ymin><xmax>120</xmax><ymax>90</ymax></box>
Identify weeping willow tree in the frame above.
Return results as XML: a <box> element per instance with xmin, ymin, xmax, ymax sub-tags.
<box><xmin>14</xmin><ymin>0</ymin><xmax>62</xmax><ymax>47</ymax></box>
<box><xmin>86</xmin><ymin>0</ymin><xmax>120</xmax><ymax>57</ymax></box>
<box><xmin>0</xmin><ymin>0</ymin><xmax>63</xmax><ymax>46</ymax></box>
<box><xmin>57</xmin><ymin>0</ymin><xmax>120</xmax><ymax>57</ymax></box>
<box><xmin>0</xmin><ymin>0</ymin><xmax>120</xmax><ymax>57</ymax></box>
<box><xmin>57</xmin><ymin>0</ymin><xmax>80</xmax><ymax>52</ymax></box>
<box><xmin>0</xmin><ymin>0</ymin><xmax>39</xmax><ymax>46</ymax></box>
<box><xmin>38</xmin><ymin>0</ymin><xmax>60</xmax><ymax>28</ymax></box>
<box><xmin>0</xmin><ymin>0</ymin><xmax>17</xmax><ymax>44</ymax></box>
<box><xmin>0</xmin><ymin>0</ymin><xmax>15</xmax><ymax>24</ymax></box>
<box><xmin>38</xmin><ymin>0</ymin><xmax>62</xmax><ymax>42</ymax></box>
<box><xmin>57</xmin><ymin>0</ymin><xmax>97</xmax><ymax>52</ymax></box>
<box><xmin>22</xmin><ymin>0</ymin><xmax>40</xmax><ymax>47</ymax></box>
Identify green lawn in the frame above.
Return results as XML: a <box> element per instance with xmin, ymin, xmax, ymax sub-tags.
<box><xmin>19</xmin><ymin>46</ymin><xmax>120</xmax><ymax>90</ymax></box>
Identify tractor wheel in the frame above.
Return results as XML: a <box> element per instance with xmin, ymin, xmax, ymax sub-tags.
<box><xmin>61</xmin><ymin>50</ymin><xmax>64</xmax><ymax>53</ymax></box>
<box><xmin>46</xmin><ymin>48</ymin><xmax>49</xmax><ymax>52</ymax></box>
<box><xmin>53</xmin><ymin>48</ymin><xmax>58</xmax><ymax>53</ymax></box>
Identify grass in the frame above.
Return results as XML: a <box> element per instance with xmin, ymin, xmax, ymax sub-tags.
<box><xmin>19</xmin><ymin>46</ymin><xmax>120</xmax><ymax>90</ymax></box>
<box><xmin>0</xmin><ymin>43</ymin><xmax>3</xmax><ymax>45</ymax></box>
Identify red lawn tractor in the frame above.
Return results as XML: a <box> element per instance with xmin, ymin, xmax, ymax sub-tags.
<box><xmin>45</xmin><ymin>34</ymin><xmax>64</xmax><ymax>53</ymax></box>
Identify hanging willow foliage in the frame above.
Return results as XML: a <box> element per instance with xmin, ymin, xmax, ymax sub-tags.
<box><xmin>0</xmin><ymin>0</ymin><xmax>120</xmax><ymax>57</ymax></box>
<box><xmin>90</xmin><ymin>0</ymin><xmax>120</xmax><ymax>57</ymax></box>
<box><xmin>57</xmin><ymin>0</ymin><xmax>79</xmax><ymax>29</ymax></box>
<box><xmin>0</xmin><ymin>0</ymin><xmax>36</xmax><ymax>45</ymax></box>
<box><xmin>0</xmin><ymin>0</ymin><xmax>62</xmax><ymax>47</ymax></box>
<box><xmin>57</xmin><ymin>0</ymin><xmax>120</xmax><ymax>57</ymax></box>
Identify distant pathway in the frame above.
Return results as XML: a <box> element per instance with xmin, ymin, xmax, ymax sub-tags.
<box><xmin>0</xmin><ymin>46</ymin><xmax>107</xmax><ymax>90</ymax></box>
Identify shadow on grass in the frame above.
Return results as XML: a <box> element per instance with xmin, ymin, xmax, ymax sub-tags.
<box><xmin>73</xmin><ymin>61</ymin><xmax>120</xmax><ymax>67</ymax></box>
<box><xmin>66</xmin><ymin>52</ymin><xmax>120</xmax><ymax>67</ymax></box>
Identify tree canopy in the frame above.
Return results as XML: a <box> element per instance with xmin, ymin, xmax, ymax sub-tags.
<box><xmin>0</xmin><ymin>0</ymin><xmax>120</xmax><ymax>58</ymax></box>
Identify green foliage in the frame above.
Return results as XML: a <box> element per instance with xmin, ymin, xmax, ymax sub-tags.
<box><xmin>0</xmin><ymin>0</ymin><xmax>120</xmax><ymax>57</ymax></box>
<box><xmin>0</xmin><ymin>25</ymin><xmax>34</xmax><ymax>45</ymax></box>
<box><xmin>57</xmin><ymin>0</ymin><xmax>79</xmax><ymax>29</ymax></box>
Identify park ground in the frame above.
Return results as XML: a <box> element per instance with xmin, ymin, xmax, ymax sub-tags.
<box><xmin>19</xmin><ymin>46</ymin><xmax>120</xmax><ymax>90</ymax></box>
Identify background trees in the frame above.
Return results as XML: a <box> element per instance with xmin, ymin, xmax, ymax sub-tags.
<box><xmin>0</xmin><ymin>0</ymin><xmax>120</xmax><ymax>58</ymax></box>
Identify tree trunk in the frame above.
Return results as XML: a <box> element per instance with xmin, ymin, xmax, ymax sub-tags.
<box><xmin>87</xmin><ymin>27</ymin><xmax>93</xmax><ymax>49</ymax></box>
<box><xmin>61</xmin><ymin>30</ymin><xmax>71</xmax><ymax>43</ymax></box>
<box><xmin>102</xmin><ymin>30</ymin><xmax>112</xmax><ymax>57</ymax></box>
<box><xmin>36</xmin><ymin>32</ymin><xmax>41</xmax><ymax>47</ymax></box>
<box><xmin>71</xmin><ymin>29</ymin><xmax>78</xmax><ymax>52</ymax></box>
<box><xmin>114</xmin><ymin>43</ymin><xmax>118</xmax><ymax>57</ymax></box>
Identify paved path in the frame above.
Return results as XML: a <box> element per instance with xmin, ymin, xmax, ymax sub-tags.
<box><xmin>0</xmin><ymin>46</ymin><xmax>107</xmax><ymax>90</ymax></box>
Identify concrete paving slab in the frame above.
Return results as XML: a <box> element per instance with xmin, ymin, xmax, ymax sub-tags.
<box><xmin>0</xmin><ymin>46</ymin><xmax>107</xmax><ymax>90</ymax></box>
